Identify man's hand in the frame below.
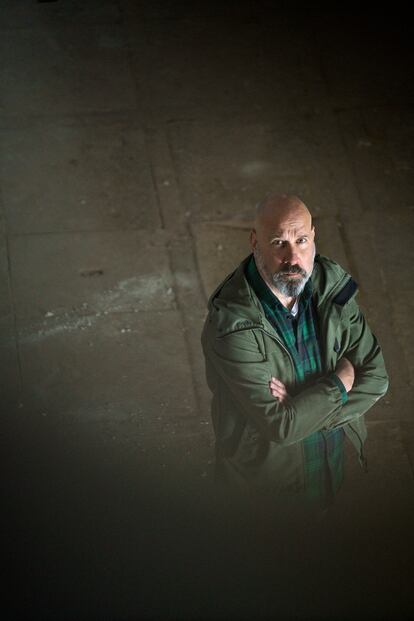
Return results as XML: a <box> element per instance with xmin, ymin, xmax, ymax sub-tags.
<box><xmin>269</xmin><ymin>377</ymin><xmax>289</xmax><ymax>403</ymax></box>
<box><xmin>335</xmin><ymin>357</ymin><xmax>355</xmax><ymax>393</ymax></box>
<box><xmin>270</xmin><ymin>358</ymin><xmax>355</xmax><ymax>402</ymax></box>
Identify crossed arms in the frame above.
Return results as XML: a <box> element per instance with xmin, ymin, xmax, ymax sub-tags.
<box><xmin>270</xmin><ymin>357</ymin><xmax>355</xmax><ymax>402</ymax></box>
<box><xmin>205</xmin><ymin>301</ymin><xmax>389</xmax><ymax>445</ymax></box>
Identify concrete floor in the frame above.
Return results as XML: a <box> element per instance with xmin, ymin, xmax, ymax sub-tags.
<box><xmin>2</xmin><ymin>1</ymin><xmax>414</xmax><ymax>619</ymax></box>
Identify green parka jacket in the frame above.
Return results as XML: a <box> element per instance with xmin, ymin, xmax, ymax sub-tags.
<box><xmin>201</xmin><ymin>254</ymin><xmax>389</xmax><ymax>495</ymax></box>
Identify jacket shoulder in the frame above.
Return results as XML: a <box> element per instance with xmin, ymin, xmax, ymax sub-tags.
<box><xmin>204</xmin><ymin>255</ymin><xmax>263</xmax><ymax>337</ymax></box>
<box><xmin>207</xmin><ymin>255</ymin><xmax>251</xmax><ymax>306</ymax></box>
<box><xmin>313</xmin><ymin>255</ymin><xmax>358</xmax><ymax>304</ymax></box>
<box><xmin>314</xmin><ymin>254</ymin><xmax>348</xmax><ymax>280</ymax></box>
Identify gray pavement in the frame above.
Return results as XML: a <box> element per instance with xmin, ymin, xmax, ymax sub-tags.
<box><xmin>1</xmin><ymin>2</ymin><xmax>414</xmax><ymax>619</ymax></box>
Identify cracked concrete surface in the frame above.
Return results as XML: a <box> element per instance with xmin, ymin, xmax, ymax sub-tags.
<box><xmin>1</xmin><ymin>2</ymin><xmax>414</xmax><ymax>619</ymax></box>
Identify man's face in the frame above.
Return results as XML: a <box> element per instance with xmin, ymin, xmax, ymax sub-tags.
<box><xmin>250</xmin><ymin>208</ymin><xmax>316</xmax><ymax>298</ymax></box>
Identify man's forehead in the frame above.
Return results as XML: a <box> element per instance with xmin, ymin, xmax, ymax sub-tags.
<box><xmin>267</xmin><ymin>224</ymin><xmax>312</xmax><ymax>237</ymax></box>
<box><xmin>265</xmin><ymin>218</ymin><xmax>313</xmax><ymax>238</ymax></box>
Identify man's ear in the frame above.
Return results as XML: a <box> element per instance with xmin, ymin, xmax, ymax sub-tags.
<box><xmin>250</xmin><ymin>229</ymin><xmax>257</xmax><ymax>251</ymax></box>
<box><xmin>311</xmin><ymin>225</ymin><xmax>316</xmax><ymax>240</ymax></box>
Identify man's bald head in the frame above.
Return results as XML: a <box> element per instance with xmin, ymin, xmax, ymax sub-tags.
<box><xmin>254</xmin><ymin>193</ymin><xmax>312</xmax><ymax>235</ymax></box>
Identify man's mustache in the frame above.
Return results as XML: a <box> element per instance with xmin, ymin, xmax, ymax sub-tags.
<box><xmin>278</xmin><ymin>264</ymin><xmax>307</xmax><ymax>277</ymax></box>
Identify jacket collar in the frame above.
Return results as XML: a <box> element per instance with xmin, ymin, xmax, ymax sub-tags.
<box><xmin>208</xmin><ymin>253</ymin><xmax>353</xmax><ymax>336</ymax></box>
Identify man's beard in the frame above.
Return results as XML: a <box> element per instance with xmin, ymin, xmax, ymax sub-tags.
<box><xmin>254</xmin><ymin>246</ymin><xmax>314</xmax><ymax>298</ymax></box>
<box><xmin>272</xmin><ymin>265</ymin><xmax>309</xmax><ymax>298</ymax></box>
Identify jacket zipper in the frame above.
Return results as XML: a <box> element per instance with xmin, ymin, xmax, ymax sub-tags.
<box><xmin>262</xmin><ymin>327</ymin><xmax>297</xmax><ymax>385</ymax></box>
<box><xmin>225</xmin><ymin>324</ymin><xmax>297</xmax><ymax>381</ymax></box>
<box><xmin>222</xmin><ymin>270</ymin><xmax>298</xmax><ymax>376</ymax></box>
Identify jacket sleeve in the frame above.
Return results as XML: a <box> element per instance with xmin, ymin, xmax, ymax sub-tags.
<box><xmin>206</xmin><ymin>327</ymin><xmax>345</xmax><ymax>446</ymax></box>
<box><xmin>325</xmin><ymin>300</ymin><xmax>389</xmax><ymax>429</ymax></box>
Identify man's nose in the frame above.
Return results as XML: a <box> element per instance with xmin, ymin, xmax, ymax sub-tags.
<box><xmin>283</xmin><ymin>243</ymin><xmax>299</xmax><ymax>264</ymax></box>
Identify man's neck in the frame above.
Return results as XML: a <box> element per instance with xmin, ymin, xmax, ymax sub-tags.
<box><xmin>270</xmin><ymin>287</ymin><xmax>296</xmax><ymax>311</ymax></box>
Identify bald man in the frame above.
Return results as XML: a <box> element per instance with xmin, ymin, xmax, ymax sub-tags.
<box><xmin>201</xmin><ymin>194</ymin><xmax>388</xmax><ymax>509</ymax></box>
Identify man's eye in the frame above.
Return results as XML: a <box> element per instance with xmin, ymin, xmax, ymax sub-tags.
<box><xmin>297</xmin><ymin>237</ymin><xmax>308</xmax><ymax>244</ymax></box>
<box><xmin>272</xmin><ymin>240</ymin><xmax>284</xmax><ymax>247</ymax></box>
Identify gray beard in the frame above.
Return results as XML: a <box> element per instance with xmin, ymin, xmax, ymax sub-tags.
<box><xmin>271</xmin><ymin>271</ymin><xmax>309</xmax><ymax>298</ymax></box>
<box><xmin>254</xmin><ymin>247</ymin><xmax>313</xmax><ymax>298</ymax></box>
